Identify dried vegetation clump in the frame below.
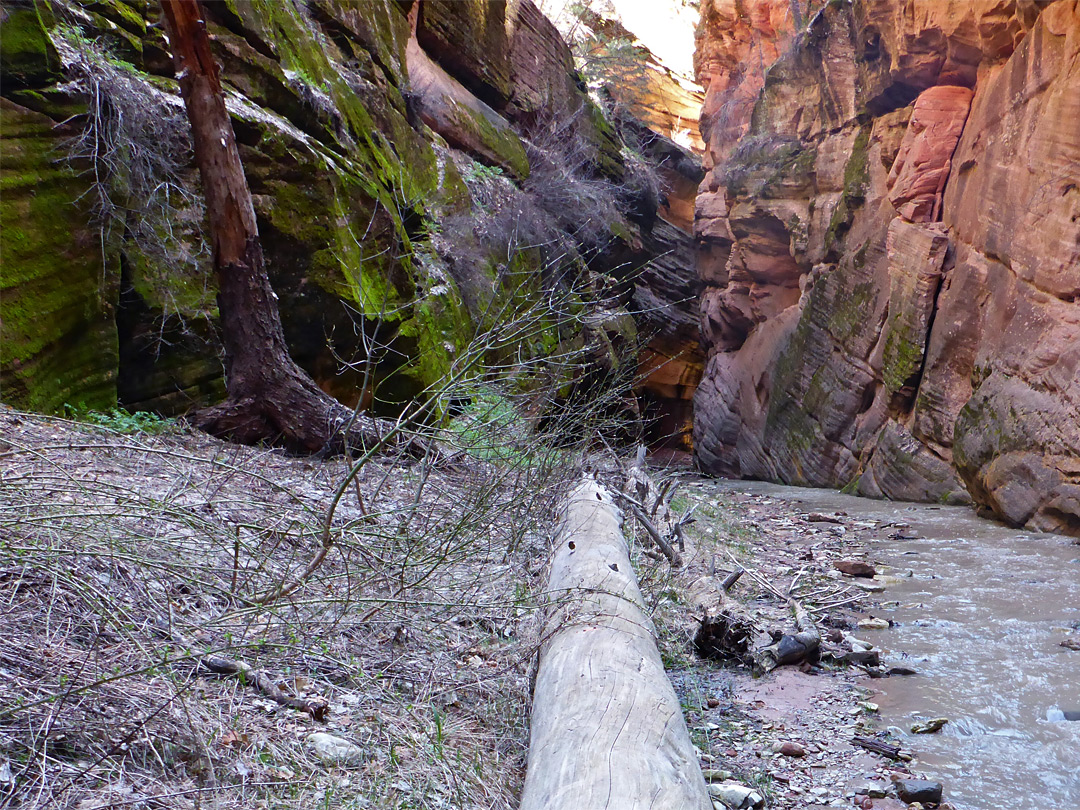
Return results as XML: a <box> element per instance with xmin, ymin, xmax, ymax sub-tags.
<box><xmin>0</xmin><ymin>402</ymin><xmax>594</xmax><ymax>809</ymax></box>
<box><xmin>54</xmin><ymin>22</ymin><xmax>211</xmax><ymax>318</ymax></box>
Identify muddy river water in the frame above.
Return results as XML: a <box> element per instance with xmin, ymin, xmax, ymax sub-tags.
<box><xmin>714</xmin><ymin>481</ymin><xmax>1080</xmax><ymax>810</ymax></box>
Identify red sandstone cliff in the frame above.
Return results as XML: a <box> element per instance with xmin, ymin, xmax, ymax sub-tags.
<box><xmin>692</xmin><ymin>0</ymin><xmax>1080</xmax><ymax>535</ymax></box>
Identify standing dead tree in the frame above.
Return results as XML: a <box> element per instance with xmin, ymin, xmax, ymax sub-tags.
<box><xmin>159</xmin><ymin>0</ymin><xmax>393</xmax><ymax>454</ymax></box>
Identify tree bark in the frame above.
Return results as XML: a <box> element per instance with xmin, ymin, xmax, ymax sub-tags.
<box><xmin>160</xmin><ymin>0</ymin><xmax>385</xmax><ymax>454</ymax></box>
<box><xmin>520</xmin><ymin>478</ymin><xmax>711</xmax><ymax>810</ymax></box>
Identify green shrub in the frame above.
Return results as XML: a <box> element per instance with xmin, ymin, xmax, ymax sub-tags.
<box><xmin>63</xmin><ymin>404</ymin><xmax>176</xmax><ymax>435</ymax></box>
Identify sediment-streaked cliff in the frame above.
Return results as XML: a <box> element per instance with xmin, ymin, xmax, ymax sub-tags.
<box><xmin>692</xmin><ymin>0</ymin><xmax>1080</xmax><ymax>534</ymax></box>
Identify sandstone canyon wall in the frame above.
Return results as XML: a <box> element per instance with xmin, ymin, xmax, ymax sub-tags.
<box><xmin>1</xmin><ymin>0</ymin><xmax>702</xmax><ymax>439</ymax></box>
<box><xmin>693</xmin><ymin>0</ymin><xmax>1080</xmax><ymax>535</ymax></box>
<box><xmin>545</xmin><ymin>0</ymin><xmax>708</xmax><ymax>448</ymax></box>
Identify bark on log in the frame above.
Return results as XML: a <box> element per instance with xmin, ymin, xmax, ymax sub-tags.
<box><xmin>520</xmin><ymin>479</ymin><xmax>711</xmax><ymax>810</ymax></box>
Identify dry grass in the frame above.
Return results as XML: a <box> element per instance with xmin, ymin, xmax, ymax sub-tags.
<box><xmin>0</xmin><ymin>405</ymin><xmax>585</xmax><ymax>810</ymax></box>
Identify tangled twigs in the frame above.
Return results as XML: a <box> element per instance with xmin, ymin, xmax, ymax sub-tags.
<box><xmin>614</xmin><ymin>444</ymin><xmax>685</xmax><ymax>566</ymax></box>
<box><xmin>623</xmin><ymin>498</ymin><xmax>682</xmax><ymax>566</ymax></box>
<box><xmin>159</xmin><ymin>624</ymin><xmax>327</xmax><ymax>720</ymax></box>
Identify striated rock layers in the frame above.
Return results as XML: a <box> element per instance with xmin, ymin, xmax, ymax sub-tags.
<box><xmin>545</xmin><ymin>0</ymin><xmax>708</xmax><ymax>449</ymax></box>
<box><xmin>1</xmin><ymin>0</ymin><xmax>702</xmax><ymax>435</ymax></box>
<box><xmin>692</xmin><ymin>0</ymin><xmax>1080</xmax><ymax>535</ymax></box>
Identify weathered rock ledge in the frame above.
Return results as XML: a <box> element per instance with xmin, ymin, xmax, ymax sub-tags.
<box><xmin>691</xmin><ymin>0</ymin><xmax>1080</xmax><ymax>535</ymax></box>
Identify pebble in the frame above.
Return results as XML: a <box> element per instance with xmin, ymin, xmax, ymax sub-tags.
<box><xmin>779</xmin><ymin>741</ymin><xmax>805</xmax><ymax>757</ymax></box>
<box><xmin>835</xmin><ymin>560</ymin><xmax>876</xmax><ymax>577</ymax></box>
<box><xmin>911</xmin><ymin>717</ymin><xmax>948</xmax><ymax>734</ymax></box>
<box><xmin>1045</xmin><ymin>708</ymin><xmax>1080</xmax><ymax>721</ymax></box>
<box><xmin>894</xmin><ymin>779</ymin><xmax>943</xmax><ymax>804</ymax></box>
<box><xmin>709</xmin><ymin>782</ymin><xmax>765</xmax><ymax>809</ymax></box>
<box><xmin>702</xmin><ymin>768</ymin><xmax>735</xmax><ymax>782</ymax></box>
<box><xmin>885</xmin><ymin>665</ymin><xmax>917</xmax><ymax>676</ymax></box>
<box><xmin>853</xmin><ymin>579</ymin><xmax>887</xmax><ymax>592</ymax></box>
<box><xmin>306</xmin><ymin>732</ymin><xmax>364</xmax><ymax>767</ymax></box>
<box><xmin>858</xmin><ymin>618</ymin><xmax>890</xmax><ymax>630</ymax></box>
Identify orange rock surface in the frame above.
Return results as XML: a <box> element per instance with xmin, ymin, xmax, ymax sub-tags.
<box><xmin>692</xmin><ymin>0</ymin><xmax>1080</xmax><ymax>534</ymax></box>
<box><xmin>886</xmin><ymin>86</ymin><xmax>972</xmax><ymax>222</ymax></box>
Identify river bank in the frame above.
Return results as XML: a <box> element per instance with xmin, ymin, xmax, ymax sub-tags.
<box><xmin>654</xmin><ymin>479</ymin><xmax>960</xmax><ymax>810</ymax></box>
<box><xmin>4</xmin><ymin>405</ymin><xmax>1075</xmax><ymax>810</ymax></box>
<box><xmin>678</xmin><ymin>479</ymin><xmax>1080</xmax><ymax>810</ymax></box>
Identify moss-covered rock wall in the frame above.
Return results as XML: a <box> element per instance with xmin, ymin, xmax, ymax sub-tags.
<box><xmin>2</xmin><ymin>0</ymin><xmax>678</xmax><ymax>420</ymax></box>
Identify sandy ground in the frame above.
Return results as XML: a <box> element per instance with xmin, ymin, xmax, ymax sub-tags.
<box><xmin>0</xmin><ymin>406</ymin><xmax>946</xmax><ymax>810</ymax></box>
<box><xmin>662</xmin><ymin>480</ymin><xmax>954</xmax><ymax>810</ymax></box>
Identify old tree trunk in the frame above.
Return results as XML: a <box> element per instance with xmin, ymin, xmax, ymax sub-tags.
<box><xmin>519</xmin><ymin>479</ymin><xmax>712</xmax><ymax>810</ymax></box>
<box><xmin>160</xmin><ymin>0</ymin><xmax>384</xmax><ymax>453</ymax></box>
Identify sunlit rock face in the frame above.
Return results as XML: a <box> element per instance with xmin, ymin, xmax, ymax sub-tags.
<box><xmin>544</xmin><ymin>0</ymin><xmax>704</xmax><ymax>151</ymax></box>
<box><xmin>692</xmin><ymin>0</ymin><xmax>1080</xmax><ymax>535</ymax></box>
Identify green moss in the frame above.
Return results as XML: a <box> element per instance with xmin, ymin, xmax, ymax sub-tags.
<box><xmin>85</xmin><ymin>0</ymin><xmax>149</xmax><ymax>35</ymax></box>
<box><xmin>445</xmin><ymin>101</ymin><xmax>530</xmax><ymax>180</ymax></box>
<box><xmin>125</xmin><ymin>244</ymin><xmax>215</xmax><ymax>318</ymax></box>
<box><xmin>0</xmin><ymin>100</ymin><xmax>119</xmax><ymax>412</ymax></box>
<box><xmin>723</xmin><ymin>135</ymin><xmax>815</xmax><ymax>199</ymax></box>
<box><xmin>0</xmin><ymin>1</ymin><xmax>61</xmax><ymax>87</ymax></box>
<box><xmin>825</xmin><ymin>125</ymin><xmax>870</xmax><ymax>253</ymax></box>
<box><xmin>393</xmin><ymin>274</ymin><xmax>474</xmax><ymax>402</ymax></box>
<box><xmin>5</xmin><ymin>86</ymin><xmax>85</xmax><ymax>120</ymax></box>
<box><xmin>881</xmin><ymin>325</ymin><xmax>925</xmax><ymax>393</ymax></box>
<box><xmin>433</xmin><ymin>151</ymin><xmax>472</xmax><ymax>215</ymax></box>
<box><xmin>227</xmin><ymin>0</ymin><xmax>437</xmax><ymax>208</ymax></box>
<box><xmin>843</xmin><ymin>127</ymin><xmax>871</xmax><ymax>195</ymax></box>
<box><xmin>313</xmin><ymin>0</ymin><xmax>410</xmax><ymax>87</ymax></box>
<box><xmin>583</xmin><ymin>100</ymin><xmax>626</xmax><ymax>179</ymax></box>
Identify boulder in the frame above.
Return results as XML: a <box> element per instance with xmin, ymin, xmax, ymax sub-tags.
<box><xmin>835</xmin><ymin>560</ymin><xmax>876</xmax><ymax>578</ymax></box>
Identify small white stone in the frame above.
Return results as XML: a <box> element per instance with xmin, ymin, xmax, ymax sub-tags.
<box><xmin>307</xmin><ymin>732</ymin><xmax>364</xmax><ymax>767</ymax></box>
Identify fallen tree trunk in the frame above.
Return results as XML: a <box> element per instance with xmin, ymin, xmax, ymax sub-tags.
<box><xmin>520</xmin><ymin>479</ymin><xmax>711</xmax><ymax>810</ymax></box>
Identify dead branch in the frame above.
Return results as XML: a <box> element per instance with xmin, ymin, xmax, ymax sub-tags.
<box><xmin>720</xmin><ymin>567</ymin><xmax>744</xmax><ymax>592</ymax></box>
<box><xmin>199</xmin><ymin>652</ymin><xmax>328</xmax><ymax>720</ymax></box>
<box><xmin>623</xmin><ymin>499</ymin><xmax>682</xmax><ymax>566</ymax></box>
<box><xmin>852</xmin><ymin>735</ymin><xmax>910</xmax><ymax>761</ymax></box>
<box><xmin>650</xmin><ymin>477</ymin><xmax>676</xmax><ymax>518</ymax></box>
